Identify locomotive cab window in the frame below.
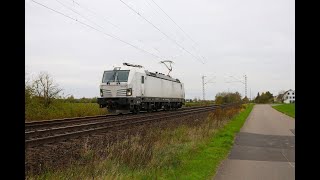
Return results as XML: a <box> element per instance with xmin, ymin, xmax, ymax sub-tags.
<box><xmin>102</xmin><ymin>70</ymin><xmax>130</xmax><ymax>83</ymax></box>
<box><xmin>116</xmin><ymin>70</ymin><xmax>130</xmax><ymax>82</ymax></box>
<box><xmin>141</xmin><ymin>76</ymin><xmax>144</xmax><ymax>84</ymax></box>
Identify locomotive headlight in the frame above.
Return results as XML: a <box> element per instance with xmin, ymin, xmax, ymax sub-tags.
<box><xmin>126</xmin><ymin>88</ymin><xmax>132</xmax><ymax>96</ymax></box>
<box><xmin>100</xmin><ymin>89</ymin><xmax>103</xmax><ymax>97</ymax></box>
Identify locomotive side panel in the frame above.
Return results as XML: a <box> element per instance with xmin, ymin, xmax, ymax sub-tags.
<box><xmin>144</xmin><ymin>75</ymin><xmax>183</xmax><ymax>98</ymax></box>
<box><xmin>130</xmin><ymin>72</ymin><xmax>143</xmax><ymax>97</ymax></box>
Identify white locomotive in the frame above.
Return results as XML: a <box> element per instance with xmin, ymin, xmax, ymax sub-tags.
<box><xmin>97</xmin><ymin>63</ymin><xmax>185</xmax><ymax>113</ymax></box>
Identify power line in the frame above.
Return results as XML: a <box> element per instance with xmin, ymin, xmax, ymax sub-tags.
<box><xmin>141</xmin><ymin>0</ymin><xmax>191</xmax><ymax>58</ymax></box>
<box><xmin>30</xmin><ymin>0</ymin><xmax>164</xmax><ymax>61</ymax></box>
<box><xmin>71</xmin><ymin>0</ymin><xmax>170</xmax><ymax>62</ymax></box>
<box><xmin>142</xmin><ymin>0</ymin><xmax>181</xmax><ymax>40</ymax></box>
<box><xmin>55</xmin><ymin>0</ymin><xmax>105</xmax><ymax>31</ymax></box>
<box><xmin>68</xmin><ymin>0</ymin><xmax>120</xmax><ymax>29</ymax></box>
<box><xmin>142</xmin><ymin>0</ymin><xmax>203</xmax><ymax>61</ymax></box>
<box><xmin>119</xmin><ymin>0</ymin><xmax>204</xmax><ymax>64</ymax></box>
<box><xmin>149</xmin><ymin>0</ymin><xmax>206</xmax><ymax>62</ymax></box>
<box><xmin>149</xmin><ymin>0</ymin><xmax>199</xmax><ymax>47</ymax></box>
<box><xmin>65</xmin><ymin>0</ymin><xmax>164</xmax><ymax>59</ymax></box>
<box><xmin>148</xmin><ymin>0</ymin><xmax>206</xmax><ymax>61</ymax></box>
<box><xmin>144</xmin><ymin>0</ymin><xmax>190</xmax><ymax>59</ymax></box>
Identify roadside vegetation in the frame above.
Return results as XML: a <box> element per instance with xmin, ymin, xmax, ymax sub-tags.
<box><xmin>254</xmin><ymin>91</ymin><xmax>274</xmax><ymax>103</ymax></box>
<box><xmin>215</xmin><ymin>91</ymin><xmax>248</xmax><ymax>104</ymax></box>
<box><xmin>25</xmin><ymin>72</ymin><xmax>106</xmax><ymax>121</ymax></box>
<box><xmin>27</xmin><ymin>103</ymin><xmax>253</xmax><ymax>179</ymax></box>
<box><xmin>25</xmin><ymin>101</ymin><xmax>106</xmax><ymax>121</ymax></box>
<box><xmin>272</xmin><ymin>103</ymin><xmax>295</xmax><ymax>118</ymax></box>
<box><xmin>184</xmin><ymin>100</ymin><xmax>215</xmax><ymax>107</ymax></box>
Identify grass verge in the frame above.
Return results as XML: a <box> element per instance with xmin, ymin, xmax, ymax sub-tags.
<box><xmin>25</xmin><ymin>102</ymin><xmax>107</xmax><ymax>121</ymax></box>
<box><xmin>168</xmin><ymin>103</ymin><xmax>254</xmax><ymax>179</ymax></box>
<box><xmin>272</xmin><ymin>103</ymin><xmax>295</xmax><ymax>118</ymax></box>
<box><xmin>184</xmin><ymin>101</ymin><xmax>215</xmax><ymax>107</ymax></box>
<box><xmin>27</xmin><ymin>104</ymin><xmax>253</xmax><ymax>179</ymax></box>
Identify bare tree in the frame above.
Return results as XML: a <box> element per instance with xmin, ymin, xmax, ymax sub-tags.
<box><xmin>276</xmin><ymin>90</ymin><xmax>286</xmax><ymax>103</ymax></box>
<box><xmin>32</xmin><ymin>72</ymin><xmax>63</xmax><ymax>106</ymax></box>
<box><xmin>25</xmin><ymin>72</ymin><xmax>34</xmax><ymax>104</ymax></box>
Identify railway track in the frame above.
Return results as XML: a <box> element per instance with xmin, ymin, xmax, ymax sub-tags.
<box><xmin>25</xmin><ymin>103</ymin><xmax>239</xmax><ymax>148</ymax></box>
<box><xmin>25</xmin><ymin>105</ymin><xmax>220</xmax><ymax>131</ymax></box>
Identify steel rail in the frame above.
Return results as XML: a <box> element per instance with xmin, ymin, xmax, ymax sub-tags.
<box><xmin>25</xmin><ymin>105</ymin><xmax>218</xmax><ymax>139</ymax></box>
<box><xmin>25</xmin><ymin>105</ymin><xmax>220</xmax><ymax>130</ymax></box>
<box><xmin>25</xmin><ymin>103</ymin><xmax>240</xmax><ymax>148</ymax></box>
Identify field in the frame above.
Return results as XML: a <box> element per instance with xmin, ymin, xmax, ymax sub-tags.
<box><xmin>184</xmin><ymin>101</ymin><xmax>215</xmax><ymax>107</ymax></box>
<box><xmin>27</xmin><ymin>104</ymin><xmax>253</xmax><ymax>179</ymax></box>
<box><xmin>272</xmin><ymin>103</ymin><xmax>295</xmax><ymax>118</ymax></box>
<box><xmin>25</xmin><ymin>102</ymin><xmax>107</xmax><ymax>121</ymax></box>
<box><xmin>25</xmin><ymin>100</ymin><xmax>213</xmax><ymax>121</ymax></box>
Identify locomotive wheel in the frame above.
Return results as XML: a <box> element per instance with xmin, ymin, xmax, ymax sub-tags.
<box><xmin>146</xmin><ymin>104</ymin><xmax>152</xmax><ymax>113</ymax></box>
<box><xmin>136</xmin><ymin>105</ymin><xmax>140</xmax><ymax>114</ymax></box>
<box><xmin>132</xmin><ymin>106</ymin><xmax>138</xmax><ymax>114</ymax></box>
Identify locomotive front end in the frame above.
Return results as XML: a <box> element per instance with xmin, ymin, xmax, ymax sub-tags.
<box><xmin>97</xmin><ymin>68</ymin><xmax>132</xmax><ymax>113</ymax></box>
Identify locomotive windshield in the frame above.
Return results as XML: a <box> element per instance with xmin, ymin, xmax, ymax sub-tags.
<box><xmin>102</xmin><ymin>70</ymin><xmax>130</xmax><ymax>83</ymax></box>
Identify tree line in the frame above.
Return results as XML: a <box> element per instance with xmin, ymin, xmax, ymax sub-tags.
<box><xmin>214</xmin><ymin>92</ymin><xmax>249</xmax><ymax>104</ymax></box>
<box><xmin>214</xmin><ymin>90</ymin><xmax>278</xmax><ymax>104</ymax></box>
<box><xmin>26</xmin><ymin>72</ymin><xmax>98</xmax><ymax>107</ymax></box>
<box><xmin>254</xmin><ymin>91</ymin><xmax>274</xmax><ymax>104</ymax></box>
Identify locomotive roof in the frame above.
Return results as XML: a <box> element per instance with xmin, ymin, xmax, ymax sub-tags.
<box><xmin>109</xmin><ymin>65</ymin><xmax>181</xmax><ymax>83</ymax></box>
<box><xmin>145</xmin><ymin>70</ymin><xmax>180</xmax><ymax>83</ymax></box>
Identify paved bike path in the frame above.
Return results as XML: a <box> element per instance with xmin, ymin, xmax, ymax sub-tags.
<box><xmin>214</xmin><ymin>104</ymin><xmax>295</xmax><ymax>180</ymax></box>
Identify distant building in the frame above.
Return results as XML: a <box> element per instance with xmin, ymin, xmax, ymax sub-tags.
<box><xmin>282</xmin><ymin>89</ymin><xmax>295</xmax><ymax>103</ymax></box>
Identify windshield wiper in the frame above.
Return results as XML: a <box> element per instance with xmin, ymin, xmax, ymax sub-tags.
<box><xmin>112</xmin><ymin>71</ymin><xmax>121</xmax><ymax>84</ymax></box>
<box><xmin>115</xmin><ymin>75</ymin><xmax>121</xmax><ymax>84</ymax></box>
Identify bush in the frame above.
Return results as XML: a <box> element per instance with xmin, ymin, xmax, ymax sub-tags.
<box><xmin>25</xmin><ymin>100</ymin><xmax>107</xmax><ymax>121</ymax></box>
<box><xmin>215</xmin><ymin>92</ymin><xmax>242</xmax><ymax>104</ymax></box>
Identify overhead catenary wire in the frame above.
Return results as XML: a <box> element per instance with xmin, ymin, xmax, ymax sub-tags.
<box><xmin>64</xmin><ymin>0</ymin><xmax>164</xmax><ymax>59</ymax></box>
<box><xmin>142</xmin><ymin>0</ymin><xmax>180</xmax><ymax>40</ymax></box>
<box><xmin>30</xmin><ymin>0</ymin><xmax>165</xmax><ymax>61</ymax></box>
<box><xmin>119</xmin><ymin>0</ymin><xmax>205</xmax><ymax>64</ymax></box>
<box><xmin>149</xmin><ymin>0</ymin><xmax>199</xmax><ymax>46</ymax></box>
<box><xmin>55</xmin><ymin>0</ymin><xmax>106</xmax><ymax>31</ymax></box>
<box><xmin>141</xmin><ymin>0</ymin><xmax>204</xmax><ymax>62</ymax></box>
<box><xmin>142</xmin><ymin>0</ymin><xmax>203</xmax><ymax>61</ymax></box>
<box><xmin>148</xmin><ymin>0</ymin><xmax>206</xmax><ymax>62</ymax></box>
<box><xmin>140</xmin><ymin>0</ymin><xmax>187</xmax><ymax>57</ymax></box>
<box><xmin>68</xmin><ymin>0</ymin><xmax>120</xmax><ymax>29</ymax></box>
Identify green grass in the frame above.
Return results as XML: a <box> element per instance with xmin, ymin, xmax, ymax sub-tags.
<box><xmin>167</xmin><ymin>103</ymin><xmax>254</xmax><ymax>179</ymax></box>
<box><xmin>272</xmin><ymin>103</ymin><xmax>295</xmax><ymax>118</ymax></box>
<box><xmin>25</xmin><ymin>102</ymin><xmax>107</xmax><ymax>121</ymax></box>
<box><xmin>184</xmin><ymin>101</ymin><xmax>215</xmax><ymax>107</ymax></box>
<box><xmin>25</xmin><ymin>99</ymin><xmax>213</xmax><ymax>121</ymax></box>
<box><xmin>27</xmin><ymin>104</ymin><xmax>253</xmax><ymax>180</ymax></box>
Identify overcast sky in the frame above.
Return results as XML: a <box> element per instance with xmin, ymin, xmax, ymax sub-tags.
<box><xmin>25</xmin><ymin>0</ymin><xmax>295</xmax><ymax>99</ymax></box>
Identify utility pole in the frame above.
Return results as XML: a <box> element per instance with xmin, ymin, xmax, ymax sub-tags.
<box><xmin>245</xmin><ymin>75</ymin><xmax>247</xmax><ymax>98</ymax></box>
<box><xmin>225</xmin><ymin>74</ymin><xmax>247</xmax><ymax>98</ymax></box>
<box><xmin>202</xmin><ymin>75</ymin><xmax>206</xmax><ymax>100</ymax></box>
<box><xmin>202</xmin><ymin>75</ymin><xmax>216</xmax><ymax>100</ymax></box>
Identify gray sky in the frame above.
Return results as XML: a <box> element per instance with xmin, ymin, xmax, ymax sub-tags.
<box><xmin>26</xmin><ymin>0</ymin><xmax>295</xmax><ymax>99</ymax></box>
